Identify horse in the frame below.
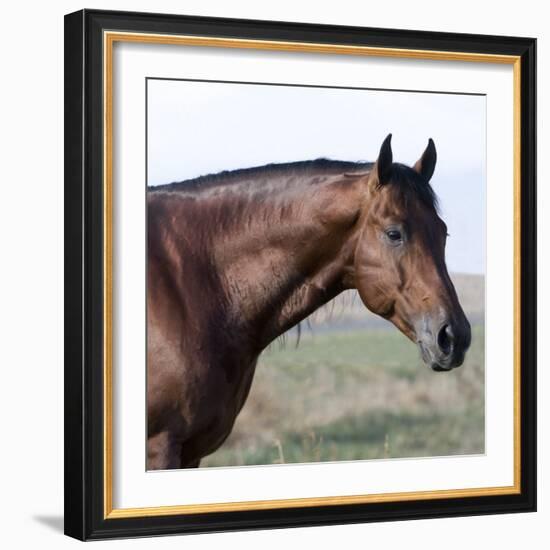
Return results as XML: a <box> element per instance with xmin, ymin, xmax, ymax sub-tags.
<box><xmin>146</xmin><ymin>134</ymin><xmax>471</xmax><ymax>470</ymax></box>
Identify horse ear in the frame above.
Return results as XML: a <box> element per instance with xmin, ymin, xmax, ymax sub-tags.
<box><xmin>413</xmin><ymin>138</ymin><xmax>437</xmax><ymax>181</ymax></box>
<box><xmin>374</xmin><ymin>133</ymin><xmax>393</xmax><ymax>185</ymax></box>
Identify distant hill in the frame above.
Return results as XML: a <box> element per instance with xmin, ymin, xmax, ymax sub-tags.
<box><xmin>448</xmin><ymin>273</ymin><xmax>485</xmax><ymax>320</ymax></box>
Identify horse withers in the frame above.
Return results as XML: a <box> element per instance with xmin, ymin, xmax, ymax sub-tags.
<box><xmin>146</xmin><ymin>134</ymin><xmax>471</xmax><ymax>469</ymax></box>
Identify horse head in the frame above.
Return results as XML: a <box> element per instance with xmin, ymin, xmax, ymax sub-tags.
<box><xmin>354</xmin><ymin>134</ymin><xmax>471</xmax><ymax>371</ymax></box>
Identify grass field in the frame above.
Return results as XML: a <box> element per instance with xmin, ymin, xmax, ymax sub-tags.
<box><xmin>202</xmin><ymin>274</ymin><xmax>485</xmax><ymax>468</ymax></box>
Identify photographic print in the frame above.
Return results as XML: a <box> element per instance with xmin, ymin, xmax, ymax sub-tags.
<box><xmin>146</xmin><ymin>79</ymin><xmax>486</xmax><ymax>470</ymax></box>
<box><xmin>65</xmin><ymin>10</ymin><xmax>535</xmax><ymax>539</ymax></box>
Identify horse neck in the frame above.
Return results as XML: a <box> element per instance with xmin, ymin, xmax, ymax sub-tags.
<box><xmin>210</xmin><ymin>174</ymin><xmax>365</xmax><ymax>349</ymax></box>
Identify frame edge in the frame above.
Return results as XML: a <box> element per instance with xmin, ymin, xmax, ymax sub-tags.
<box><xmin>64</xmin><ymin>9</ymin><xmax>86</xmax><ymax>541</ymax></box>
<box><xmin>64</xmin><ymin>9</ymin><xmax>538</xmax><ymax>540</ymax></box>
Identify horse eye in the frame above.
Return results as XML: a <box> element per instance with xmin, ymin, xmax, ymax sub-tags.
<box><xmin>386</xmin><ymin>229</ymin><xmax>403</xmax><ymax>242</ymax></box>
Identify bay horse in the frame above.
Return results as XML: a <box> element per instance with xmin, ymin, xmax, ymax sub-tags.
<box><xmin>146</xmin><ymin>134</ymin><xmax>471</xmax><ymax>470</ymax></box>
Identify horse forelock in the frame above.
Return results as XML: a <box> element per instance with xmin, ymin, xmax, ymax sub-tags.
<box><xmin>381</xmin><ymin>163</ymin><xmax>440</xmax><ymax>213</ymax></box>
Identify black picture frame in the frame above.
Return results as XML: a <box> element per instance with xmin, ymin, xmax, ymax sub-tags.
<box><xmin>64</xmin><ymin>8</ymin><xmax>536</xmax><ymax>541</ymax></box>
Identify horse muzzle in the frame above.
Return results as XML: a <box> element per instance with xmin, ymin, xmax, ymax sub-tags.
<box><xmin>416</xmin><ymin>316</ymin><xmax>471</xmax><ymax>372</ymax></box>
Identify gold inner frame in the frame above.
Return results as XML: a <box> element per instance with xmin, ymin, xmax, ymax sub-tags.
<box><xmin>103</xmin><ymin>30</ymin><xmax>522</xmax><ymax>519</ymax></box>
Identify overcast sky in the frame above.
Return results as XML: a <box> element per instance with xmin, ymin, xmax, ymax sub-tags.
<box><xmin>147</xmin><ymin>79</ymin><xmax>486</xmax><ymax>274</ymax></box>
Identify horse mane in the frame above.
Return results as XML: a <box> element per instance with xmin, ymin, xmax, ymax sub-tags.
<box><xmin>149</xmin><ymin>158</ymin><xmax>438</xmax><ymax>212</ymax></box>
<box><xmin>149</xmin><ymin>158</ymin><xmax>373</xmax><ymax>194</ymax></box>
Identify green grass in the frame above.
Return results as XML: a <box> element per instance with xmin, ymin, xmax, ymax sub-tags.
<box><xmin>202</xmin><ymin>325</ymin><xmax>485</xmax><ymax>468</ymax></box>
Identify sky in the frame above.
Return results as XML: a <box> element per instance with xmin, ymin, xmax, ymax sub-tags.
<box><xmin>147</xmin><ymin>79</ymin><xmax>486</xmax><ymax>274</ymax></box>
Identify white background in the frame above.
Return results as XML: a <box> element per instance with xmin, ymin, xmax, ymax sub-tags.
<box><xmin>113</xmin><ymin>42</ymin><xmax>513</xmax><ymax>508</ymax></box>
<box><xmin>0</xmin><ymin>0</ymin><xmax>546</xmax><ymax>548</ymax></box>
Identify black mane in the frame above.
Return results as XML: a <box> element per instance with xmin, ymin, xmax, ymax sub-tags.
<box><xmin>149</xmin><ymin>159</ymin><xmax>373</xmax><ymax>193</ymax></box>
<box><xmin>149</xmin><ymin>158</ymin><xmax>438</xmax><ymax>211</ymax></box>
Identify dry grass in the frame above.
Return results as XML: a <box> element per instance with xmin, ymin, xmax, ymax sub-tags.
<box><xmin>202</xmin><ymin>274</ymin><xmax>485</xmax><ymax>467</ymax></box>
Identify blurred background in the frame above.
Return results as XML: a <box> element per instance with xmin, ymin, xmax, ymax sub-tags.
<box><xmin>202</xmin><ymin>277</ymin><xmax>485</xmax><ymax>467</ymax></box>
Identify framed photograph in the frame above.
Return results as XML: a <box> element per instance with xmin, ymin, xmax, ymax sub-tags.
<box><xmin>64</xmin><ymin>9</ymin><xmax>536</xmax><ymax>540</ymax></box>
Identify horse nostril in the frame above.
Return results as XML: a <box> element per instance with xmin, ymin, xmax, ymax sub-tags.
<box><xmin>437</xmin><ymin>324</ymin><xmax>454</xmax><ymax>356</ymax></box>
